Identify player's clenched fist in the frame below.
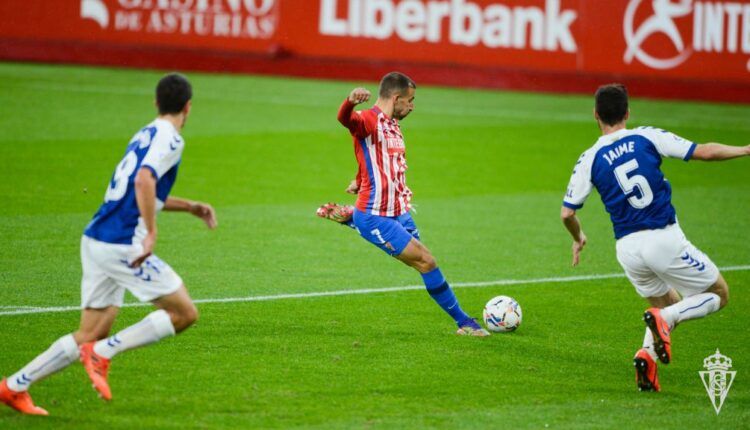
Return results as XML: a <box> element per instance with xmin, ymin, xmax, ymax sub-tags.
<box><xmin>345</xmin><ymin>179</ymin><xmax>359</xmax><ymax>194</ymax></box>
<box><xmin>348</xmin><ymin>88</ymin><xmax>370</xmax><ymax>105</ymax></box>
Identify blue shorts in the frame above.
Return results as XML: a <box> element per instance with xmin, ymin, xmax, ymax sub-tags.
<box><xmin>353</xmin><ymin>209</ymin><xmax>420</xmax><ymax>256</ymax></box>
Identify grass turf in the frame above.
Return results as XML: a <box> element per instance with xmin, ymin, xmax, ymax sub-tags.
<box><xmin>0</xmin><ymin>62</ymin><xmax>748</xmax><ymax>429</ymax></box>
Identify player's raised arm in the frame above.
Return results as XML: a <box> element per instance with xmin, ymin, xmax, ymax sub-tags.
<box><xmin>164</xmin><ymin>196</ymin><xmax>217</xmax><ymax>229</ymax></box>
<box><xmin>133</xmin><ymin>167</ymin><xmax>158</xmax><ymax>268</ymax></box>
<box><xmin>337</xmin><ymin>87</ymin><xmax>371</xmax><ymax>137</ymax></box>
<box><xmin>690</xmin><ymin>142</ymin><xmax>750</xmax><ymax>161</ymax></box>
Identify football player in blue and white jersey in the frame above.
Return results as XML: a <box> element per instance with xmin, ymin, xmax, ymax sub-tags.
<box><xmin>561</xmin><ymin>84</ymin><xmax>749</xmax><ymax>392</ymax></box>
<box><xmin>0</xmin><ymin>73</ymin><xmax>217</xmax><ymax>415</ymax></box>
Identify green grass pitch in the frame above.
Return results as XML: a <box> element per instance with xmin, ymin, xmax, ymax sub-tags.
<box><xmin>0</xmin><ymin>62</ymin><xmax>749</xmax><ymax>429</ymax></box>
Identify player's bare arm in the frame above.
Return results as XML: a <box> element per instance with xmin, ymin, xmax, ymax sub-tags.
<box><xmin>164</xmin><ymin>197</ymin><xmax>218</xmax><ymax>229</ymax></box>
<box><xmin>133</xmin><ymin>167</ymin><xmax>158</xmax><ymax>268</ymax></box>
<box><xmin>561</xmin><ymin>207</ymin><xmax>587</xmax><ymax>267</ymax></box>
<box><xmin>691</xmin><ymin>142</ymin><xmax>750</xmax><ymax>161</ymax></box>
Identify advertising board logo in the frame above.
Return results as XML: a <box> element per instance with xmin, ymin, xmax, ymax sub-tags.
<box><xmin>79</xmin><ymin>0</ymin><xmax>278</xmax><ymax>39</ymax></box>
<box><xmin>624</xmin><ymin>0</ymin><xmax>750</xmax><ymax>71</ymax></box>
<box><xmin>320</xmin><ymin>0</ymin><xmax>578</xmax><ymax>53</ymax></box>
<box><xmin>624</xmin><ymin>0</ymin><xmax>693</xmax><ymax>69</ymax></box>
<box><xmin>81</xmin><ymin>0</ymin><xmax>110</xmax><ymax>29</ymax></box>
<box><xmin>699</xmin><ymin>349</ymin><xmax>736</xmax><ymax>414</ymax></box>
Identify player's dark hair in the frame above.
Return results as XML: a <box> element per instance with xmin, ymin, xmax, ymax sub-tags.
<box><xmin>156</xmin><ymin>73</ymin><xmax>192</xmax><ymax>115</ymax></box>
<box><xmin>379</xmin><ymin>72</ymin><xmax>416</xmax><ymax>98</ymax></box>
<box><xmin>595</xmin><ymin>83</ymin><xmax>628</xmax><ymax>126</ymax></box>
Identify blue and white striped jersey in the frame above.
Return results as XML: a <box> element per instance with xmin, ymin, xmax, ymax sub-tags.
<box><xmin>84</xmin><ymin>118</ymin><xmax>184</xmax><ymax>245</ymax></box>
<box><xmin>563</xmin><ymin>127</ymin><xmax>697</xmax><ymax>239</ymax></box>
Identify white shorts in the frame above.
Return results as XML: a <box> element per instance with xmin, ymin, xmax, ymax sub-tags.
<box><xmin>80</xmin><ymin>235</ymin><xmax>183</xmax><ymax>309</ymax></box>
<box><xmin>615</xmin><ymin>224</ymin><xmax>719</xmax><ymax>298</ymax></box>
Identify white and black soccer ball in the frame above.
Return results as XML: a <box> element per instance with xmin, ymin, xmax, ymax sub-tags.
<box><xmin>483</xmin><ymin>295</ymin><xmax>522</xmax><ymax>333</ymax></box>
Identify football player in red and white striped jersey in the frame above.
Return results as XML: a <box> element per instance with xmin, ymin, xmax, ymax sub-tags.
<box><xmin>331</xmin><ymin>72</ymin><xmax>488</xmax><ymax>336</ymax></box>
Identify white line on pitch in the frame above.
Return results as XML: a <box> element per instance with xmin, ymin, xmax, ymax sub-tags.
<box><xmin>0</xmin><ymin>306</ymin><xmax>43</xmax><ymax>309</ymax></box>
<box><xmin>1</xmin><ymin>265</ymin><xmax>749</xmax><ymax>317</ymax></box>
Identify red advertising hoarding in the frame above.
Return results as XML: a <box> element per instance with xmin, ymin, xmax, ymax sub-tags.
<box><xmin>1</xmin><ymin>0</ymin><xmax>748</xmax><ymax>102</ymax></box>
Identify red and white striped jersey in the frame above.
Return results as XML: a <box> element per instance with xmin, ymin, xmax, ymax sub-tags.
<box><xmin>338</xmin><ymin>99</ymin><xmax>413</xmax><ymax>217</ymax></box>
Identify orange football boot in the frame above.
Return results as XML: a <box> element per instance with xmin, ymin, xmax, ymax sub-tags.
<box><xmin>0</xmin><ymin>378</ymin><xmax>48</xmax><ymax>415</ymax></box>
<box><xmin>79</xmin><ymin>343</ymin><xmax>112</xmax><ymax>401</ymax></box>
<box><xmin>633</xmin><ymin>349</ymin><xmax>660</xmax><ymax>392</ymax></box>
<box><xmin>643</xmin><ymin>308</ymin><xmax>672</xmax><ymax>364</ymax></box>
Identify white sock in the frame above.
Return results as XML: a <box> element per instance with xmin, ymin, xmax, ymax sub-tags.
<box><xmin>641</xmin><ymin>328</ymin><xmax>658</xmax><ymax>360</ymax></box>
<box><xmin>661</xmin><ymin>293</ymin><xmax>720</xmax><ymax>327</ymax></box>
<box><xmin>93</xmin><ymin>310</ymin><xmax>175</xmax><ymax>360</ymax></box>
<box><xmin>7</xmin><ymin>334</ymin><xmax>79</xmax><ymax>392</ymax></box>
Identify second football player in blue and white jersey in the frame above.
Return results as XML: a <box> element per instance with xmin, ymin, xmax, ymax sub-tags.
<box><xmin>560</xmin><ymin>84</ymin><xmax>749</xmax><ymax>393</ymax></box>
<box><xmin>0</xmin><ymin>73</ymin><xmax>217</xmax><ymax>415</ymax></box>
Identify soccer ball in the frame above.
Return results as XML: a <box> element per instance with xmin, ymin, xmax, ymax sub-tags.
<box><xmin>483</xmin><ymin>295</ymin><xmax>522</xmax><ymax>332</ymax></box>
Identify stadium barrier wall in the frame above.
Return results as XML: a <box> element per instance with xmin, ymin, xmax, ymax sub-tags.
<box><xmin>1</xmin><ymin>0</ymin><xmax>749</xmax><ymax>103</ymax></box>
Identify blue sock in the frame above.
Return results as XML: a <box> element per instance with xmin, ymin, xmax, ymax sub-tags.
<box><xmin>421</xmin><ymin>267</ymin><xmax>471</xmax><ymax>325</ymax></box>
<box><xmin>343</xmin><ymin>219</ymin><xmax>355</xmax><ymax>229</ymax></box>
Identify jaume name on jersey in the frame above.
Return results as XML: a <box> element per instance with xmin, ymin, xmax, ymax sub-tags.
<box><xmin>602</xmin><ymin>140</ymin><xmax>635</xmax><ymax>166</ymax></box>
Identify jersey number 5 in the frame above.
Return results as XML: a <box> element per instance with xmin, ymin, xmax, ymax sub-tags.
<box><xmin>104</xmin><ymin>151</ymin><xmax>138</xmax><ymax>202</ymax></box>
<box><xmin>614</xmin><ymin>159</ymin><xmax>653</xmax><ymax>209</ymax></box>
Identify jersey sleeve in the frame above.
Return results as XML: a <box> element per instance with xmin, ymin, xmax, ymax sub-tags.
<box><xmin>642</xmin><ymin>127</ymin><xmax>697</xmax><ymax>161</ymax></box>
<box><xmin>337</xmin><ymin>99</ymin><xmax>370</xmax><ymax>139</ymax></box>
<box><xmin>563</xmin><ymin>151</ymin><xmax>594</xmax><ymax>210</ymax></box>
<box><xmin>141</xmin><ymin>128</ymin><xmax>183</xmax><ymax>179</ymax></box>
